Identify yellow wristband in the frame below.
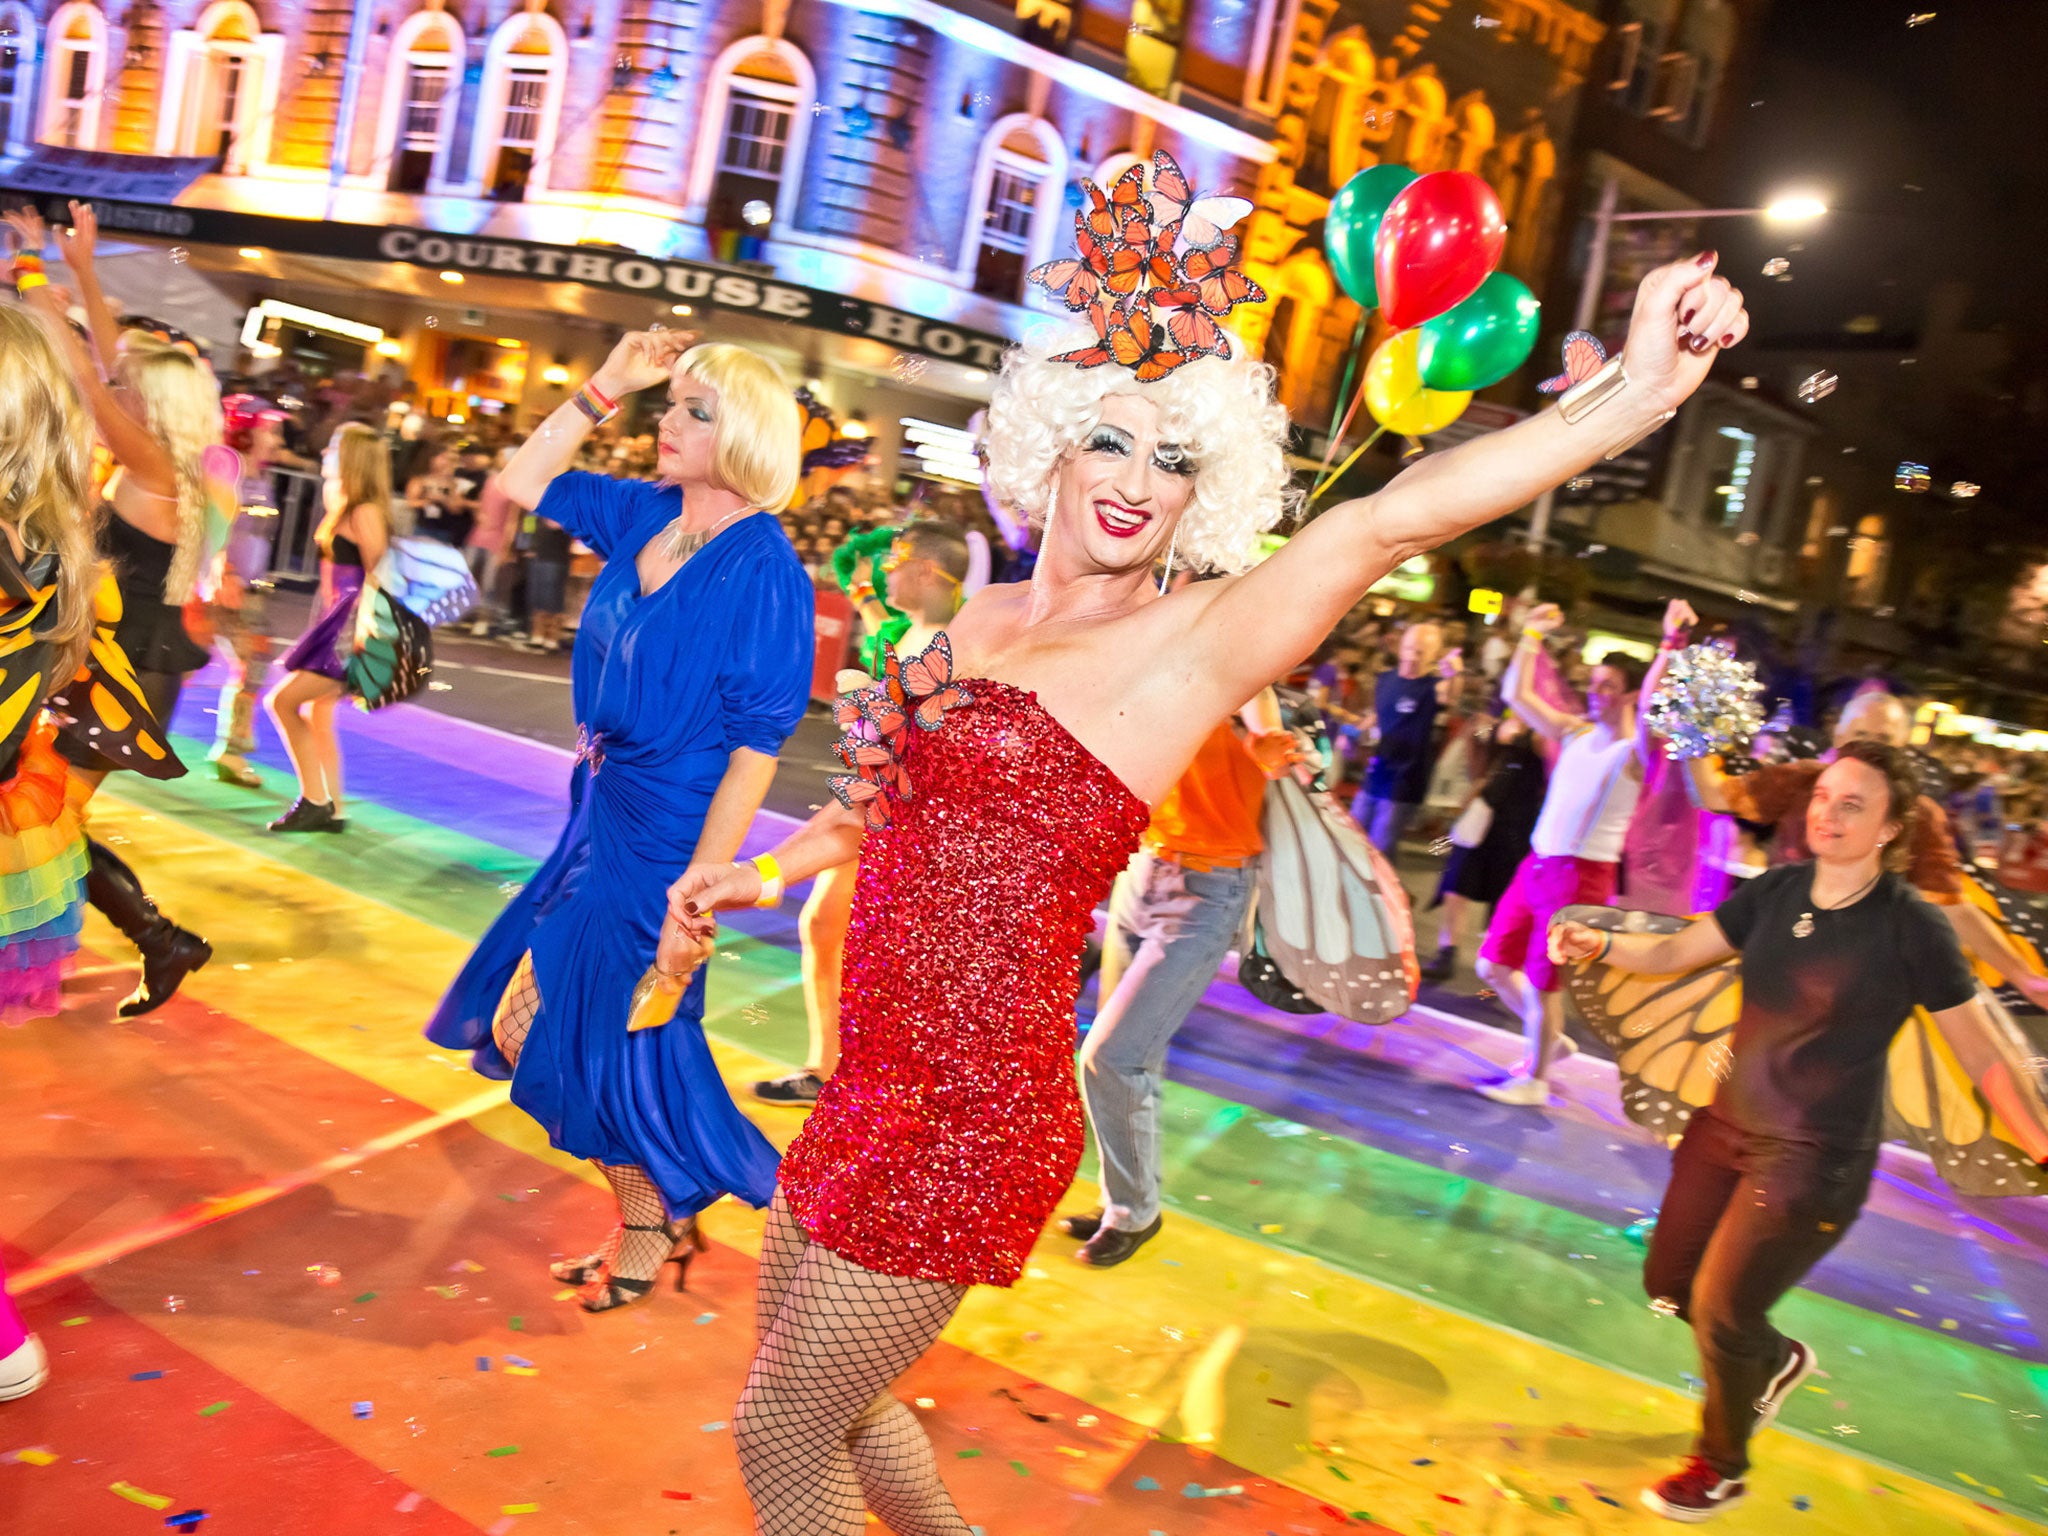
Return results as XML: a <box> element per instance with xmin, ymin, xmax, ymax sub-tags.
<box><xmin>15</xmin><ymin>274</ymin><xmax>47</xmax><ymax>292</ymax></box>
<box><xmin>749</xmin><ymin>853</ymin><xmax>785</xmax><ymax>909</ymax></box>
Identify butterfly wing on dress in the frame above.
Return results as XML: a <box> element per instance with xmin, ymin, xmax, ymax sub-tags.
<box><xmin>1884</xmin><ymin>990</ymin><xmax>2048</xmax><ymax>1196</ymax></box>
<box><xmin>342</xmin><ymin>588</ymin><xmax>434</xmax><ymax>711</ymax></box>
<box><xmin>1253</xmin><ymin>778</ymin><xmax>1418</xmax><ymax>1024</ymax></box>
<box><xmin>1559</xmin><ymin>905</ymin><xmax>1739</xmax><ymax>1138</ymax></box>
<box><xmin>43</xmin><ymin>569</ymin><xmax>187</xmax><ymax>779</ymax></box>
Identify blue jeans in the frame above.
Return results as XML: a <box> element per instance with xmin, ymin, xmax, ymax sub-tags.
<box><xmin>1350</xmin><ymin>793</ymin><xmax>1418</xmax><ymax>855</ymax></box>
<box><xmin>1079</xmin><ymin>852</ymin><xmax>1258</xmax><ymax>1232</ymax></box>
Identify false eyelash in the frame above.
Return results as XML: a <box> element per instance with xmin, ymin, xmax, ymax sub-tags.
<box><xmin>1085</xmin><ymin>428</ymin><xmax>1132</xmax><ymax>454</ymax></box>
<box><xmin>1152</xmin><ymin>447</ymin><xmax>1195</xmax><ymax>477</ymax></box>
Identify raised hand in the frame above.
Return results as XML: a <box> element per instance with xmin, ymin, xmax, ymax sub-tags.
<box><xmin>1</xmin><ymin>204</ymin><xmax>47</xmax><ymax>255</ymax></box>
<box><xmin>1662</xmin><ymin>598</ymin><xmax>1697</xmax><ymax>638</ymax></box>
<box><xmin>591</xmin><ymin>328</ymin><xmax>699</xmax><ymax>400</ymax></box>
<box><xmin>53</xmin><ymin>199</ymin><xmax>97</xmax><ymax>272</ymax></box>
<box><xmin>1522</xmin><ymin>601</ymin><xmax>1566</xmax><ymax>637</ymax></box>
<box><xmin>1619</xmin><ymin>253</ymin><xmax>1750</xmax><ymax>416</ymax></box>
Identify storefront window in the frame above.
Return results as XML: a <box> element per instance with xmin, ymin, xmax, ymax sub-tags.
<box><xmin>698</xmin><ymin>44</ymin><xmax>810</xmax><ymax>251</ymax></box>
<box><xmin>470</xmin><ymin>12</ymin><xmax>566</xmax><ymax>203</ymax></box>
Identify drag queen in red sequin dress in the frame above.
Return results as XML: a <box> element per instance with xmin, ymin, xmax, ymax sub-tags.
<box><xmin>670</xmin><ymin>153</ymin><xmax>1752</xmax><ymax>1535</ymax></box>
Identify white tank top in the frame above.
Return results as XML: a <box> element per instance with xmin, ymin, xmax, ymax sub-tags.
<box><xmin>1531</xmin><ymin>727</ymin><xmax>1641</xmax><ymax>863</ymax></box>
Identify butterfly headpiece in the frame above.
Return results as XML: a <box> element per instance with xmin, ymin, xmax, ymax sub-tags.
<box><xmin>1026</xmin><ymin>151</ymin><xmax>1264</xmax><ymax>382</ymax></box>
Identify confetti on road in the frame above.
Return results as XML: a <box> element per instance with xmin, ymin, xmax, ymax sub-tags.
<box><xmin>165</xmin><ymin>1512</ymin><xmax>209</xmax><ymax>1530</ymax></box>
<box><xmin>701</xmin><ymin>1421</ymin><xmax>728</xmax><ymax>1433</ymax></box>
<box><xmin>131</xmin><ymin>1370</ymin><xmax>165</xmax><ymax>1381</ymax></box>
<box><xmin>395</xmin><ymin>1492</ymin><xmax>425</xmax><ymax>1513</ymax></box>
<box><xmin>112</xmin><ymin>1481</ymin><xmax>174</xmax><ymax>1510</ymax></box>
<box><xmin>198</xmin><ymin>1402</ymin><xmax>231</xmax><ymax>1417</ymax></box>
<box><xmin>352</xmin><ymin>1402</ymin><xmax>374</xmax><ymax>1419</ymax></box>
<box><xmin>14</xmin><ymin>1448</ymin><xmax>58</xmax><ymax>1466</ymax></box>
<box><xmin>487</xmin><ymin>1446</ymin><xmax>520</xmax><ymax>1458</ymax></box>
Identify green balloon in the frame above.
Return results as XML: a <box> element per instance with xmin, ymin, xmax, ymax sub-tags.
<box><xmin>1326</xmin><ymin>164</ymin><xmax>1418</xmax><ymax>310</ymax></box>
<box><xmin>1415</xmin><ymin>272</ymin><xmax>1541</xmax><ymax>391</ymax></box>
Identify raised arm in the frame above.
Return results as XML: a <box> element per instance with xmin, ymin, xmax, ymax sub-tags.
<box><xmin>50</xmin><ymin>201</ymin><xmax>121</xmax><ymax>380</ymax></box>
<box><xmin>1502</xmin><ymin>604</ymin><xmax>1582</xmax><ymax>743</ymax></box>
<box><xmin>1633</xmin><ymin>598</ymin><xmax>1695</xmax><ymax>770</ymax></box>
<box><xmin>1192</xmin><ymin>255</ymin><xmax>1745</xmax><ymax>713</ymax></box>
<box><xmin>1552</xmin><ymin>912</ymin><xmax>1736</xmax><ymax>976</ymax></box>
<box><xmin>498</xmin><ymin>328</ymin><xmax>694</xmax><ymax>511</ymax></box>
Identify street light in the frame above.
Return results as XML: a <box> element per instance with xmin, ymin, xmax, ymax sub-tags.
<box><xmin>1524</xmin><ymin>179</ymin><xmax>1829</xmax><ymax>550</ymax></box>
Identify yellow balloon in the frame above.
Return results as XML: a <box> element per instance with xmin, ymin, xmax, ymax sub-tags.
<box><xmin>1364</xmin><ymin>330</ymin><xmax>1471</xmax><ymax>437</ymax></box>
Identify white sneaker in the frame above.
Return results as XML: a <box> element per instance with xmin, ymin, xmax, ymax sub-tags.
<box><xmin>1480</xmin><ymin>1073</ymin><xmax>1552</xmax><ymax>1107</ymax></box>
<box><xmin>0</xmin><ymin>1333</ymin><xmax>48</xmax><ymax>1401</ymax></box>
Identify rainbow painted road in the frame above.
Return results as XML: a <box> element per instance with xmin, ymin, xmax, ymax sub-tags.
<box><xmin>4</xmin><ymin>683</ymin><xmax>2045</xmax><ymax>1536</ymax></box>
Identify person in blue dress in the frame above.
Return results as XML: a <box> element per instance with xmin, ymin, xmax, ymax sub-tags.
<box><xmin>427</xmin><ymin>329</ymin><xmax>812</xmax><ymax>1312</ymax></box>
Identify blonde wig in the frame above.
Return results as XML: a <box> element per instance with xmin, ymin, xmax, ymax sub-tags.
<box><xmin>316</xmin><ymin>423</ymin><xmax>392</xmax><ymax>554</ymax></box>
<box><xmin>0</xmin><ymin>305</ymin><xmax>100</xmax><ymax>677</ymax></box>
<box><xmin>116</xmin><ymin>333</ymin><xmax>223</xmax><ymax>603</ymax></box>
<box><xmin>671</xmin><ymin>342</ymin><xmax>802</xmax><ymax>513</ymax></box>
<box><xmin>983</xmin><ymin>327</ymin><xmax>1295</xmax><ymax>575</ymax></box>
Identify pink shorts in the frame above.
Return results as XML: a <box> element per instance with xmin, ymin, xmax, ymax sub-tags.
<box><xmin>1478</xmin><ymin>854</ymin><xmax>1619</xmax><ymax>992</ymax></box>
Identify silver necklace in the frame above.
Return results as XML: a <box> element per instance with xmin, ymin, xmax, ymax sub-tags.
<box><xmin>1792</xmin><ymin>868</ymin><xmax>1882</xmax><ymax>939</ymax></box>
<box><xmin>661</xmin><ymin>506</ymin><xmax>748</xmax><ymax>564</ymax></box>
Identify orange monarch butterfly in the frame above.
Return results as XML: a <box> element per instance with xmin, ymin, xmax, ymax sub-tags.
<box><xmin>1144</xmin><ymin>150</ymin><xmax>1254</xmax><ymax>251</ymax></box>
<box><xmin>1538</xmin><ymin>330</ymin><xmax>1609</xmax><ymax>394</ymax></box>
<box><xmin>898</xmin><ymin>632</ymin><xmax>975</xmax><ymax>731</ymax></box>
<box><xmin>1050</xmin><ymin>301</ymin><xmax>1190</xmax><ymax>382</ymax></box>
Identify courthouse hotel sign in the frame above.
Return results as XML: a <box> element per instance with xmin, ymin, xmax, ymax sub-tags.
<box><xmin>0</xmin><ymin>185</ymin><xmax>1013</xmax><ymax>370</ymax></box>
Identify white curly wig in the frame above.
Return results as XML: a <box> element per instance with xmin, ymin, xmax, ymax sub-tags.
<box><xmin>982</xmin><ymin>325</ymin><xmax>1297</xmax><ymax>575</ymax></box>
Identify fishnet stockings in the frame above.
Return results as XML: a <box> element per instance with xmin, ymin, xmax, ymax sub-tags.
<box><xmin>490</xmin><ymin>953</ymin><xmax>540</xmax><ymax>1067</ymax></box>
<box><xmin>737</xmin><ymin>1196</ymin><xmax>971</xmax><ymax>1536</ymax></box>
<box><xmin>491</xmin><ymin>953</ymin><xmax>678</xmax><ymax>1286</ymax></box>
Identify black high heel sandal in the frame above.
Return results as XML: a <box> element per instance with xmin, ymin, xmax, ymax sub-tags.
<box><xmin>549</xmin><ymin>1249</ymin><xmax>607</xmax><ymax>1286</ymax></box>
<box><xmin>576</xmin><ymin>1218</ymin><xmax>708</xmax><ymax>1313</ymax></box>
<box><xmin>577</xmin><ymin>1223</ymin><xmax>670</xmax><ymax>1313</ymax></box>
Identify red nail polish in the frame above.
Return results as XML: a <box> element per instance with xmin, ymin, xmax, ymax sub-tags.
<box><xmin>1687</xmin><ymin>335</ymin><xmax>1712</xmax><ymax>354</ymax></box>
<box><xmin>1696</xmin><ymin>250</ymin><xmax>1718</xmax><ymax>267</ymax></box>
<box><xmin>1681</xmin><ymin>309</ymin><xmax>1696</xmax><ymax>326</ymax></box>
<box><xmin>1720</xmin><ymin>332</ymin><xmax>1736</xmax><ymax>347</ymax></box>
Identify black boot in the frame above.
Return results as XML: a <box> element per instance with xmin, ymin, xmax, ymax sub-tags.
<box><xmin>84</xmin><ymin>841</ymin><xmax>213</xmax><ymax>1018</ymax></box>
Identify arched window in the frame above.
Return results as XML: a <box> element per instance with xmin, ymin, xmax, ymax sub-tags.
<box><xmin>686</xmin><ymin>38</ymin><xmax>815</xmax><ymax>241</ymax></box>
<box><xmin>962</xmin><ymin>115</ymin><xmax>1067</xmax><ymax>304</ymax></box>
<box><xmin>158</xmin><ymin>0</ymin><xmax>284</xmax><ymax>172</ymax></box>
<box><xmin>1091</xmin><ymin>150</ymin><xmax>1142</xmax><ymax>188</ymax></box>
<box><xmin>40</xmin><ymin>1</ymin><xmax>104</xmax><ymax>150</ymax></box>
<box><xmin>1616</xmin><ymin>0</ymin><xmax>1677</xmax><ymax>115</ymax></box>
<box><xmin>372</xmin><ymin>8</ymin><xmax>464</xmax><ymax>193</ymax></box>
<box><xmin>1297</xmin><ymin>35</ymin><xmax>1369</xmax><ymax>198</ymax></box>
<box><xmin>0</xmin><ymin>4</ymin><xmax>34</xmax><ymax>152</ymax></box>
<box><xmin>466</xmin><ymin>9</ymin><xmax>568</xmax><ymax>202</ymax></box>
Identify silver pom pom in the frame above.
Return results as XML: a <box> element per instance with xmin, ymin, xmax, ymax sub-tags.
<box><xmin>1645</xmin><ymin>641</ymin><xmax>1766</xmax><ymax>761</ymax></box>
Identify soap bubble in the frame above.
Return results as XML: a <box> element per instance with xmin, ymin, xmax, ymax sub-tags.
<box><xmin>168</xmin><ymin>247</ymin><xmax>188</xmax><ymax>264</ymax></box>
<box><xmin>741</xmin><ymin>199</ymin><xmax>773</xmax><ymax>227</ymax></box>
<box><xmin>1762</xmin><ymin>257</ymin><xmax>1790</xmax><ymax>278</ymax></box>
<box><xmin>1796</xmin><ymin>370</ymin><xmax>1837</xmax><ymax>404</ymax></box>
<box><xmin>424</xmin><ymin>316</ymin><xmax>439</xmax><ymax>328</ymax></box>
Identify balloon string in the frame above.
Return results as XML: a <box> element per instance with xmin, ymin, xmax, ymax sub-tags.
<box><xmin>1308</xmin><ymin>426</ymin><xmax>1388</xmax><ymax>507</ymax></box>
<box><xmin>1312</xmin><ymin>373</ymin><xmax>1371</xmax><ymax>486</ymax></box>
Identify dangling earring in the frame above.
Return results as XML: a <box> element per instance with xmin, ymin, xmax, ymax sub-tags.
<box><xmin>1157</xmin><ymin>524</ymin><xmax>1180</xmax><ymax>595</ymax></box>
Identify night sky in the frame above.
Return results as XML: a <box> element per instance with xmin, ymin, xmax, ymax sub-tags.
<box><xmin>1719</xmin><ymin>0</ymin><xmax>2048</xmax><ymax>344</ymax></box>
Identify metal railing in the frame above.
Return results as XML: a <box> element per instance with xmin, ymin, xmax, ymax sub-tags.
<box><xmin>263</xmin><ymin>468</ymin><xmax>326</xmax><ymax>583</ymax></box>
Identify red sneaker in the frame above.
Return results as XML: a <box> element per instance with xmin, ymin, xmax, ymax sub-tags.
<box><xmin>1753</xmin><ymin>1337</ymin><xmax>1816</xmax><ymax>1432</ymax></box>
<box><xmin>1641</xmin><ymin>1456</ymin><xmax>1747</xmax><ymax>1522</ymax></box>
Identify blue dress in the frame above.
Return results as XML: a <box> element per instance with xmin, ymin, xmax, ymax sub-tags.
<box><xmin>426</xmin><ymin>473</ymin><xmax>812</xmax><ymax>1214</ymax></box>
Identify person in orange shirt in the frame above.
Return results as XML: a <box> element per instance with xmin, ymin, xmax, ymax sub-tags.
<box><xmin>1062</xmin><ymin>692</ymin><xmax>1299</xmax><ymax>1266</ymax></box>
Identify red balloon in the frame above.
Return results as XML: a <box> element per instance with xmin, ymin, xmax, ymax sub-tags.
<box><xmin>1373</xmin><ymin>171</ymin><xmax>1508</xmax><ymax>331</ymax></box>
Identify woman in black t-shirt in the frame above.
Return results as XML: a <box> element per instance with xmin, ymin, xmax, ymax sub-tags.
<box><xmin>1552</xmin><ymin>741</ymin><xmax>2040</xmax><ymax>1523</ymax></box>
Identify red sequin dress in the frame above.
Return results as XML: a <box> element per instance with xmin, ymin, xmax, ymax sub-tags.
<box><xmin>780</xmin><ymin>680</ymin><xmax>1150</xmax><ymax>1287</ymax></box>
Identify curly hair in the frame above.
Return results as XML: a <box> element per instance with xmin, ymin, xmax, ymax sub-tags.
<box><xmin>982</xmin><ymin>326</ymin><xmax>1296</xmax><ymax>575</ymax></box>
